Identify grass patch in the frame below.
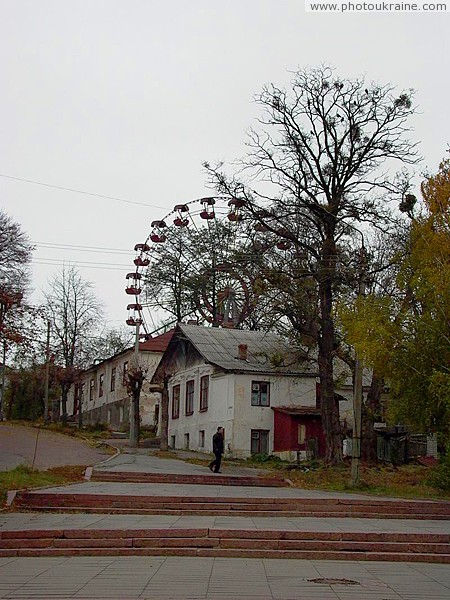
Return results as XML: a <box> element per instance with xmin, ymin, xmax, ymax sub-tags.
<box><xmin>280</xmin><ymin>461</ymin><xmax>450</xmax><ymax>500</ymax></box>
<box><xmin>0</xmin><ymin>464</ymin><xmax>85</xmax><ymax>506</ymax></box>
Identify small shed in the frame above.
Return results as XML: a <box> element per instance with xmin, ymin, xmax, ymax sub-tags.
<box><xmin>272</xmin><ymin>406</ymin><xmax>325</xmax><ymax>460</ymax></box>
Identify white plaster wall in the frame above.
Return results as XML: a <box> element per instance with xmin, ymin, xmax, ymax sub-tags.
<box><xmin>167</xmin><ymin>365</ymin><xmax>235</xmax><ymax>455</ymax></box>
<box><xmin>168</xmin><ymin>366</ymin><xmax>317</xmax><ymax>459</ymax></box>
<box><xmin>231</xmin><ymin>374</ymin><xmax>316</xmax><ymax>458</ymax></box>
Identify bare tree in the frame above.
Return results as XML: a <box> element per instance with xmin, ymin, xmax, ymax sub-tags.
<box><xmin>0</xmin><ymin>210</ymin><xmax>33</xmax><ymax>345</ymax></box>
<box><xmin>205</xmin><ymin>66</ymin><xmax>419</xmax><ymax>462</ymax></box>
<box><xmin>43</xmin><ymin>266</ymin><xmax>103</xmax><ymax>424</ymax></box>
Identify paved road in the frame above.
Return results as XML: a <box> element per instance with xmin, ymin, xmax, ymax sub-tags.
<box><xmin>0</xmin><ymin>423</ymin><xmax>110</xmax><ymax>471</ymax></box>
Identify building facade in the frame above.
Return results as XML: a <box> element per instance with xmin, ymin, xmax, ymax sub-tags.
<box><xmin>66</xmin><ymin>331</ymin><xmax>173</xmax><ymax>429</ymax></box>
<box><xmin>152</xmin><ymin>324</ymin><xmax>323</xmax><ymax>459</ymax></box>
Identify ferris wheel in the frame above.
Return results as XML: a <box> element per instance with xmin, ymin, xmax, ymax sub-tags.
<box><xmin>125</xmin><ymin>196</ymin><xmax>262</xmax><ymax>336</ymax></box>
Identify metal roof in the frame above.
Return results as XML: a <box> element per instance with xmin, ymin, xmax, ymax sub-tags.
<box><xmin>272</xmin><ymin>406</ymin><xmax>321</xmax><ymax>417</ymax></box>
<box><xmin>177</xmin><ymin>324</ymin><xmax>317</xmax><ymax>375</ymax></box>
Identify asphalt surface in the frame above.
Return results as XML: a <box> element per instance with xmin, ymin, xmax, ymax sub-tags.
<box><xmin>0</xmin><ymin>423</ymin><xmax>110</xmax><ymax>471</ymax></box>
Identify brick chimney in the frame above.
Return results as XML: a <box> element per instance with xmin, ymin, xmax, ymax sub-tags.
<box><xmin>238</xmin><ymin>344</ymin><xmax>248</xmax><ymax>361</ymax></box>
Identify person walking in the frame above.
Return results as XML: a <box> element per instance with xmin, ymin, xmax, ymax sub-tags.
<box><xmin>208</xmin><ymin>426</ymin><xmax>224</xmax><ymax>473</ymax></box>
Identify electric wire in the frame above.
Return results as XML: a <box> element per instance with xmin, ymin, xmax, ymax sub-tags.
<box><xmin>0</xmin><ymin>174</ymin><xmax>166</xmax><ymax>209</ymax></box>
<box><xmin>33</xmin><ymin>242</ymin><xmax>133</xmax><ymax>255</ymax></box>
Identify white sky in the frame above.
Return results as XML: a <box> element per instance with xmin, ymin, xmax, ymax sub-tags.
<box><xmin>1</xmin><ymin>0</ymin><xmax>449</xmax><ymax>334</ymax></box>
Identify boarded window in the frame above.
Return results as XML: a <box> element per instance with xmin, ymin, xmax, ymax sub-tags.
<box><xmin>251</xmin><ymin>429</ymin><xmax>270</xmax><ymax>455</ymax></box>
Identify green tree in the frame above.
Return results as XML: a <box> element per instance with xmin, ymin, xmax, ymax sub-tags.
<box><xmin>342</xmin><ymin>158</ymin><xmax>450</xmax><ymax>443</ymax></box>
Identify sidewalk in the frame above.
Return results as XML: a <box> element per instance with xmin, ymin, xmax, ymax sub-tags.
<box><xmin>0</xmin><ymin>554</ymin><xmax>449</xmax><ymax>599</ymax></box>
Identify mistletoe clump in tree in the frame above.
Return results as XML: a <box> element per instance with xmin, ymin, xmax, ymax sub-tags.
<box><xmin>205</xmin><ymin>66</ymin><xmax>419</xmax><ymax>462</ymax></box>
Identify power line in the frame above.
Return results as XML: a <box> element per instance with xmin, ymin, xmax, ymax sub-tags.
<box><xmin>34</xmin><ymin>257</ymin><xmax>131</xmax><ymax>267</ymax></box>
<box><xmin>32</xmin><ymin>260</ymin><xmax>131</xmax><ymax>272</ymax></box>
<box><xmin>0</xmin><ymin>174</ymin><xmax>166</xmax><ymax>210</ymax></box>
<box><xmin>34</xmin><ymin>242</ymin><xmax>133</xmax><ymax>256</ymax></box>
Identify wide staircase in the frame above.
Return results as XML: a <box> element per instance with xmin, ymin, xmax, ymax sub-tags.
<box><xmin>4</xmin><ymin>466</ymin><xmax>450</xmax><ymax>563</ymax></box>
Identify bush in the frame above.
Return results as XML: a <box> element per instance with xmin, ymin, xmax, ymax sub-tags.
<box><xmin>428</xmin><ymin>444</ymin><xmax>450</xmax><ymax>491</ymax></box>
<box><xmin>247</xmin><ymin>453</ymin><xmax>282</xmax><ymax>463</ymax></box>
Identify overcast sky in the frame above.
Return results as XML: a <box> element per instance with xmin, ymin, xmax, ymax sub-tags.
<box><xmin>1</xmin><ymin>0</ymin><xmax>449</xmax><ymax>336</ymax></box>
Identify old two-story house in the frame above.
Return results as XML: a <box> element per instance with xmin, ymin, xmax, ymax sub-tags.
<box><xmin>152</xmin><ymin>323</ymin><xmax>327</xmax><ymax>459</ymax></box>
<box><xmin>66</xmin><ymin>330</ymin><xmax>173</xmax><ymax>429</ymax></box>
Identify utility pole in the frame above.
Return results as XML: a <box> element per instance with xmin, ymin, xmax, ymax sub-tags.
<box><xmin>43</xmin><ymin>320</ymin><xmax>51</xmax><ymax>423</ymax></box>
<box><xmin>351</xmin><ymin>248</ymin><xmax>367</xmax><ymax>487</ymax></box>
<box><xmin>0</xmin><ymin>339</ymin><xmax>6</xmax><ymax>421</ymax></box>
<box><xmin>129</xmin><ymin>320</ymin><xmax>140</xmax><ymax>447</ymax></box>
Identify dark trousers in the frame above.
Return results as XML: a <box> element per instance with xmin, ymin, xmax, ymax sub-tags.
<box><xmin>209</xmin><ymin>452</ymin><xmax>222</xmax><ymax>473</ymax></box>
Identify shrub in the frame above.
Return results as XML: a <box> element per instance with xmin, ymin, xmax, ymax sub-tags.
<box><xmin>428</xmin><ymin>444</ymin><xmax>450</xmax><ymax>491</ymax></box>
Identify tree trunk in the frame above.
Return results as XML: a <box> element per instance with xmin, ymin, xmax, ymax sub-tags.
<box><xmin>61</xmin><ymin>384</ymin><xmax>68</xmax><ymax>426</ymax></box>
<box><xmin>133</xmin><ymin>383</ymin><xmax>141</xmax><ymax>445</ymax></box>
<box><xmin>317</xmin><ymin>235</ymin><xmax>342</xmax><ymax>463</ymax></box>
<box><xmin>160</xmin><ymin>377</ymin><xmax>169</xmax><ymax>451</ymax></box>
<box><xmin>362</xmin><ymin>370</ymin><xmax>384</xmax><ymax>462</ymax></box>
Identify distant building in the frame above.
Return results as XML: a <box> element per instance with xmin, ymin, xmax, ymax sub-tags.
<box><xmin>67</xmin><ymin>330</ymin><xmax>173</xmax><ymax>429</ymax></box>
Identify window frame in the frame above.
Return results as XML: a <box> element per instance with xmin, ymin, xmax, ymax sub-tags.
<box><xmin>251</xmin><ymin>429</ymin><xmax>270</xmax><ymax>455</ymax></box>
<box><xmin>171</xmin><ymin>384</ymin><xmax>180</xmax><ymax>419</ymax></box>
<box><xmin>110</xmin><ymin>367</ymin><xmax>116</xmax><ymax>392</ymax></box>
<box><xmin>185</xmin><ymin>380</ymin><xmax>194</xmax><ymax>415</ymax></box>
<box><xmin>199</xmin><ymin>375</ymin><xmax>209</xmax><ymax>412</ymax></box>
<box><xmin>251</xmin><ymin>381</ymin><xmax>270</xmax><ymax>407</ymax></box>
<box><xmin>123</xmin><ymin>361</ymin><xmax>129</xmax><ymax>385</ymax></box>
<box><xmin>99</xmin><ymin>373</ymin><xmax>104</xmax><ymax>398</ymax></box>
<box><xmin>199</xmin><ymin>430</ymin><xmax>205</xmax><ymax>448</ymax></box>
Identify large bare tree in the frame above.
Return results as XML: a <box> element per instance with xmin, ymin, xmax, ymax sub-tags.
<box><xmin>43</xmin><ymin>266</ymin><xmax>103</xmax><ymax>423</ymax></box>
<box><xmin>205</xmin><ymin>66</ymin><xmax>419</xmax><ymax>462</ymax></box>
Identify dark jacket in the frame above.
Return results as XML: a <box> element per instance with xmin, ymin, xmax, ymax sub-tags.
<box><xmin>212</xmin><ymin>431</ymin><xmax>224</xmax><ymax>455</ymax></box>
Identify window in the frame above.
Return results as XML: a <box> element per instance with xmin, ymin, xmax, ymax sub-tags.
<box><xmin>251</xmin><ymin>381</ymin><xmax>270</xmax><ymax>406</ymax></box>
<box><xmin>170</xmin><ymin>435</ymin><xmax>176</xmax><ymax>449</ymax></box>
<box><xmin>99</xmin><ymin>373</ymin><xmax>104</xmax><ymax>397</ymax></box>
<box><xmin>184</xmin><ymin>433</ymin><xmax>190</xmax><ymax>450</ymax></box>
<box><xmin>89</xmin><ymin>379</ymin><xmax>94</xmax><ymax>401</ymax></box>
<box><xmin>110</xmin><ymin>367</ymin><xmax>116</xmax><ymax>392</ymax></box>
<box><xmin>199</xmin><ymin>375</ymin><xmax>209</xmax><ymax>411</ymax></box>
<box><xmin>199</xmin><ymin>430</ymin><xmax>205</xmax><ymax>448</ymax></box>
<box><xmin>123</xmin><ymin>361</ymin><xmax>129</xmax><ymax>385</ymax></box>
<box><xmin>172</xmin><ymin>385</ymin><xmax>180</xmax><ymax>419</ymax></box>
<box><xmin>185</xmin><ymin>380</ymin><xmax>194</xmax><ymax>415</ymax></box>
<box><xmin>251</xmin><ymin>429</ymin><xmax>270</xmax><ymax>455</ymax></box>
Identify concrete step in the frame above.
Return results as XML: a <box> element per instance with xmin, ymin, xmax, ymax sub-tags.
<box><xmin>13</xmin><ymin>492</ymin><xmax>450</xmax><ymax>519</ymax></box>
<box><xmin>91</xmin><ymin>471</ymin><xmax>288</xmax><ymax>487</ymax></box>
<box><xmin>1</xmin><ymin>528</ymin><xmax>449</xmax><ymax>563</ymax></box>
